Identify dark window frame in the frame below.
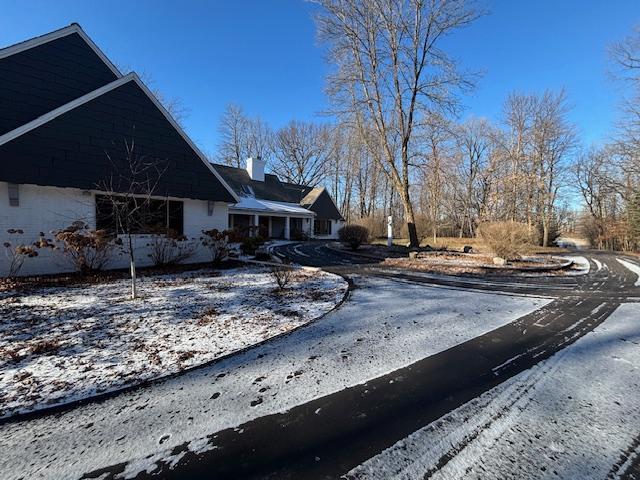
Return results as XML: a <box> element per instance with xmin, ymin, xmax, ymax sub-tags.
<box><xmin>95</xmin><ymin>194</ymin><xmax>184</xmax><ymax>235</ymax></box>
<box><xmin>314</xmin><ymin>218</ymin><xmax>331</xmax><ymax>236</ymax></box>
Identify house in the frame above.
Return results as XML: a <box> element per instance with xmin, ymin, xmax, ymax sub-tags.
<box><xmin>0</xmin><ymin>24</ymin><xmax>345</xmax><ymax>276</ymax></box>
<box><xmin>0</xmin><ymin>24</ymin><xmax>237</xmax><ymax>275</ymax></box>
<box><xmin>212</xmin><ymin>158</ymin><xmax>344</xmax><ymax>241</ymax></box>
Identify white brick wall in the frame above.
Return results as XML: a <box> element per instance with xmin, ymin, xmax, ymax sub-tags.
<box><xmin>0</xmin><ymin>182</ymin><xmax>229</xmax><ymax>276</ymax></box>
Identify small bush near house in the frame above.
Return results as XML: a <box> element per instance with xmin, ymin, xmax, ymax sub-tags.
<box><xmin>148</xmin><ymin>228</ymin><xmax>196</xmax><ymax>267</ymax></box>
<box><xmin>227</xmin><ymin>226</ymin><xmax>247</xmax><ymax>243</ymax></box>
<box><xmin>201</xmin><ymin>229</ymin><xmax>230</xmax><ymax>265</ymax></box>
<box><xmin>477</xmin><ymin>221</ymin><xmax>532</xmax><ymax>261</ymax></box>
<box><xmin>2</xmin><ymin>229</ymin><xmax>42</xmax><ymax>278</ymax></box>
<box><xmin>338</xmin><ymin>225</ymin><xmax>370</xmax><ymax>250</ymax></box>
<box><xmin>270</xmin><ymin>262</ymin><xmax>293</xmax><ymax>290</ymax></box>
<box><xmin>291</xmin><ymin>228</ymin><xmax>310</xmax><ymax>241</ymax></box>
<box><xmin>240</xmin><ymin>236</ymin><xmax>265</xmax><ymax>255</ymax></box>
<box><xmin>227</xmin><ymin>226</ymin><xmax>262</xmax><ymax>243</ymax></box>
<box><xmin>54</xmin><ymin>221</ymin><xmax>119</xmax><ymax>275</ymax></box>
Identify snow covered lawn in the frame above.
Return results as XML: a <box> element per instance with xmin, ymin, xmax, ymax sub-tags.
<box><xmin>348</xmin><ymin>302</ymin><xmax>640</xmax><ymax>479</ymax></box>
<box><xmin>0</xmin><ymin>276</ymin><xmax>550</xmax><ymax>480</ymax></box>
<box><xmin>0</xmin><ymin>266</ymin><xmax>347</xmax><ymax>419</ymax></box>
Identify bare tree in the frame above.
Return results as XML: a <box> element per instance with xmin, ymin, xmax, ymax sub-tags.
<box><xmin>417</xmin><ymin>114</ymin><xmax>455</xmax><ymax>243</ymax></box>
<box><xmin>270</xmin><ymin>120</ymin><xmax>334</xmax><ymax>186</ymax></box>
<box><xmin>316</xmin><ymin>0</ymin><xmax>480</xmax><ymax>247</ymax></box>
<box><xmin>217</xmin><ymin>103</ymin><xmax>250</xmax><ymax>168</ymax></box>
<box><xmin>454</xmin><ymin>117</ymin><xmax>493</xmax><ymax>237</ymax></box>
<box><xmin>98</xmin><ymin>137</ymin><xmax>169</xmax><ymax>299</ymax></box>
<box><xmin>246</xmin><ymin>116</ymin><xmax>273</xmax><ymax>162</ymax></box>
<box><xmin>216</xmin><ymin>103</ymin><xmax>273</xmax><ymax>167</ymax></box>
<box><xmin>610</xmin><ymin>25</ymin><xmax>640</xmax><ymax>83</ymax></box>
<box><xmin>530</xmin><ymin>90</ymin><xmax>576</xmax><ymax>246</ymax></box>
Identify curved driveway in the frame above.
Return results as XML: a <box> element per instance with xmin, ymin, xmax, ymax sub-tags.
<box><xmin>1</xmin><ymin>242</ymin><xmax>639</xmax><ymax>480</ymax></box>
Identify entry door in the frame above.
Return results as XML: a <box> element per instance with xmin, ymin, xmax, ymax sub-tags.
<box><xmin>258</xmin><ymin>216</ymin><xmax>270</xmax><ymax>238</ymax></box>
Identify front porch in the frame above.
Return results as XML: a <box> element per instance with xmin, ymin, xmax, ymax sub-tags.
<box><xmin>228</xmin><ymin>197</ymin><xmax>315</xmax><ymax>240</ymax></box>
<box><xmin>229</xmin><ymin>213</ymin><xmax>313</xmax><ymax>239</ymax></box>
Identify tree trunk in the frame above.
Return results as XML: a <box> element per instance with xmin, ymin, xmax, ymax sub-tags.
<box><xmin>130</xmin><ymin>259</ymin><xmax>137</xmax><ymax>299</ymax></box>
<box><xmin>401</xmin><ymin>196</ymin><xmax>420</xmax><ymax>248</ymax></box>
<box><xmin>128</xmin><ymin>235</ymin><xmax>137</xmax><ymax>299</ymax></box>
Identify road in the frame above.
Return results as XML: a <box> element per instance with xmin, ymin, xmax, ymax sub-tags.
<box><xmin>1</xmin><ymin>242</ymin><xmax>639</xmax><ymax>479</ymax></box>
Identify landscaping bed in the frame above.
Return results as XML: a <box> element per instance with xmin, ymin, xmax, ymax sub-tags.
<box><xmin>330</xmin><ymin>241</ymin><xmax>579</xmax><ymax>276</ymax></box>
<box><xmin>0</xmin><ymin>265</ymin><xmax>347</xmax><ymax>419</ymax></box>
<box><xmin>383</xmin><ymin>253</ymin><xmax>583</xmax><ymax>276</ymax></box>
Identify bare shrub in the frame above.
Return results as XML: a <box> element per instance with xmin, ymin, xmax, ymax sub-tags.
<box><xmin>30</xmin><ymin>339</ymin><xmax>61</xmax><ymax>356</ymax></box>
<box><xmin>270</xmin><ymin>263</ymin><xmax>293</xmax><ymax>290</ymax></box>
<box><xmin>54</xmin><ymin>221</ymin><xmax>119</xmax><ymax>274</ymax></box>
<box><xmin>201</xmin><ymin>229</ymin><xmax>230</xmax><ymax>265</ymax></box>
<box><xmin>2</xmin><ymin>230</ymin><xmax>54</xmax><ymax>278</ymax></box>
<box><xmin>147</xmin><ymin>228</ymin><xmax>195</xmax><ymax>267</ymax></box>
<box><xmin>3</xmin><ymin>229</ymin><xmax>39</xmax><ymax>278</ymax></box>
<box><xmin>338</xmin><ymin>225</ymin><xmax>369</xmax><ymax>250</ymax></box>
<box><xmin>477</xmin><ymin>221</ymin><xmax>533</xmax><ymax>261</ymax></box>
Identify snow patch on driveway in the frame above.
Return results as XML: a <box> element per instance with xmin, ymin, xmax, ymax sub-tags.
<box><xmin>618</xmin><ymin>258</ymin><xmax>640</xmax><ymax>286</ymax></box>
<box><xmin>347</xmin><ymin>302</ymin><xmax>640</xmax><ymax>480</ymax></box>
<box><xmin>0</xmin><ymin>276</ymin><xmax>550</xmax><ymax>480</ymax></box>
<box><xmin>563</xmin><ymin>255</ymin><xmax>591</xmax><ymax>275</ymax></box>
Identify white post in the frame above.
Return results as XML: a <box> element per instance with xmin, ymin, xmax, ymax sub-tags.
<box><xmin>254</xmin><ymin>214</ymin><xmax>260</xmax><ymax>237</ymax></box>
<box><xmin>310</xmin><ymin>216</ymin><xmax>315</xmax><ymax>238</ymax></box>
<box><xmin>284</xmin><ymin>216</ymin><xmax>290</xmax><ymax>240</ymax></box>
<box><xmin>387</xmin><ymin>215</ymin><xmax>393</xmax><ymax>247</ymax></box>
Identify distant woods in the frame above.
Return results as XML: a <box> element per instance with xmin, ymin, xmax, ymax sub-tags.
<box><xmin>572</xmin><ymin>25</ymin><xmax>640</xmax><ymax>251</ymax></box>
<box><xmin>210</xmin><ymin>1</ymin><xmax>640</xmax><ymax>252</ymax></box>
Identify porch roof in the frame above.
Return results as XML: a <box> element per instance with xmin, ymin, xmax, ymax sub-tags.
<box><xmin>229</xmin><ymin>197</ymin><xmax>314</xmax><ymax>216</ymax></box>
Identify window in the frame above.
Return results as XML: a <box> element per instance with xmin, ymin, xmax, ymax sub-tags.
<box><xmin>314</xmin><ymin>219</ymin><xmax>331</xmax><ymax>236</ymax></box>
<box><xmin>240</xmin><ymin>185</ymin><xmax>255</xmax><ymax>197</ymax></box>
<box><xmin>96</xmin><ymin>195</ymin><xmax>184</xmax><ymax>235</ymax></box>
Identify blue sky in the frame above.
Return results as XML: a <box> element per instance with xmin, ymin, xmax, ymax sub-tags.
<box><xmin>1</xmin><ymin>0</ymin><xmax>638</xmax><ymax>155</ymax></box>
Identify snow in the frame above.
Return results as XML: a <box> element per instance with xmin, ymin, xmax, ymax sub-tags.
<box><xmin>0</xmin><ymin>275</ymin><xmax>550</xmax><ymax>480</ymax></box>
<box><xmin>347</xmin><ymin>302</ymin><xmax>640</xmax><ymax>480</ymax></box>
<box><xmin>0</xmin><ymin>266</ymin><xmax>347</xmax><ymax>418</ymax></box>
<box><xmin>617</xmin><ymin>258</ymin><xmax>640</xmax><ymax>286</ymax></box>
<box><xmin>562</xmin><ymin>255</ymin><xmax>590</xmax><ymax>275</ymax></box>
<box><xmin>232</xmin><ymin>196</ymin><xmax>314</xmax><ymax>215</ymax></box>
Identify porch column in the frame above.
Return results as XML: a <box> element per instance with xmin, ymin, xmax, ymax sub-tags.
<box><xmin>254</xmin><ymin>214</ymin><xmax>259</xmax><ymax>237</ymax></box>
<box><xmin>284</xmin><ymin>216</ymin><xmax>290</xmax><ymax>240</ymax></box>
<box><xmin>268</xmin><ymin>217</ymin><xmax>273</xmax><ymax>238</ymax></box>
<box><xmin>310</xmin><ymin>217</ymin><xmax>315</xmax><ymax>238</ymax></box>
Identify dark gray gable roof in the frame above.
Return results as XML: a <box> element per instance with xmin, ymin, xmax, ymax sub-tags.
<box><xmin>302</xmin><ymin>188</ymin><xmax>344</xmax><ymax>221</ymax></box>
<box><xmin>0</xmin><ymin>28</ymin><xmax>119</xmax><ymax>135</ymax></box>
<box><xmin>0</xmin><ymin>77</ymin><xmax>237</xmax><ymax>202</ymax></box>
<box><xmin>212</xmin><ymin>163</ymin><xmax>344</xmax><ymax>220</ymax></box>
<box><xmin>212</xmin><ymin>163</ymin><xmax>304</xmax><ymax>203</ymax></box>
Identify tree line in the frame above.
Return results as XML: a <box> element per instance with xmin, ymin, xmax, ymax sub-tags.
<box><xmin>212</xmin><ymin>0</ymin><xmax>639</xmax><ymax>252</ymax></box>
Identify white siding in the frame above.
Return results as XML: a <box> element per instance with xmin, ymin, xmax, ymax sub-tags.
<box><xmin>0</xmin><ymin>182</ymin><xmax>229</xmax><ymax>276</ymax></box>
<box><xmin>314</xmin><ymin>219</ymin><xmax>344</xmax><ymax>240</ymax></box>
